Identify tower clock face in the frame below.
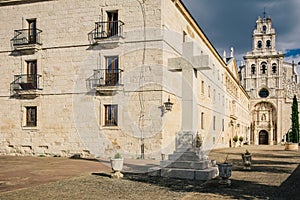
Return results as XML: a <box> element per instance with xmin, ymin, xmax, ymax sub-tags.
<box><xmin>259</xmin><ymin>88</ymin><xmax>269</xmax><ymax>98</ymax></box>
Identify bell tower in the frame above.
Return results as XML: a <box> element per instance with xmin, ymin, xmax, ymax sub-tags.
<box><xmin>242</xmin><ymin>14</ymin><xmax>284</xmax><ymax>98</ymax></box>
<box><xmin>241</xmin><ymin>13</ymin><xmax>285</xmax><ymax>145</ymax></box>
<box><xmin>252</xmin><ymin>15</ymin><xmax>277</xmax><ymax>54</ymax></box>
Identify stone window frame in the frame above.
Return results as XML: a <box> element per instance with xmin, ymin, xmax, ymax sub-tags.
<box><xmin>22</xmin><ymin>104</ymin><xmax>40</xmax><ymax>130</ymax></box>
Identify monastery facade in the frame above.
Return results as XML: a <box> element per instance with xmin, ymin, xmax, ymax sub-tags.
<box><xmin>0</xmin><ymin>0</ymin><xmax>252</xmax><ymax>158</ymax></box>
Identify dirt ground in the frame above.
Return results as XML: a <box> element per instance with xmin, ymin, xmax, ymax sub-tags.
<box><xmin>0</xmin><ymin>156</ymin><xmax>110</xmax><ymax>193</ymax></box>
<box><xmin>0</xmin><ymin>145</ymin><xmax>299</xmax><ymax>200</ymax></box>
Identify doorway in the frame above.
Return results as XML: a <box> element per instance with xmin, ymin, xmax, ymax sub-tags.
<box><xmin>259</xmin><ymin>130</ymin><xmax>269</xmax><ymax>145</ymax></box>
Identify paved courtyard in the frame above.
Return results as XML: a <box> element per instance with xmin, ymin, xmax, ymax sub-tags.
<box><xmin>0</xmin><ymin>145</ymin><xmax>299</xmax><ymax>199</ymax></box>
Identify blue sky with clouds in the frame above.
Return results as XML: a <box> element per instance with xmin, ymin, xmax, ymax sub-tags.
<box><xmin>181</xmin><ymin>0</ymin><xmax>300</xmax><ymax>64</ymax></box>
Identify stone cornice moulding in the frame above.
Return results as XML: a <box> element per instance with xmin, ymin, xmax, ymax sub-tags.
<box><xmin>0</xmin><ymin>0</ymin><xmax>55</xmax><ymax>6</ymax></box>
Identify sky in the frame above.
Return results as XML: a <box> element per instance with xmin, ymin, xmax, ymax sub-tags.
<box><xmin>181</xmin><ymin>0</ymin><xmax>300</xmax><ymax>65</ymax></box>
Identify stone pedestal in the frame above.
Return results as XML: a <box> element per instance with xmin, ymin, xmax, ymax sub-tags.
<box><xmin>149</xmin><ymin>131</ymin><xmax>218</xmax><ymax>180</ymax></box>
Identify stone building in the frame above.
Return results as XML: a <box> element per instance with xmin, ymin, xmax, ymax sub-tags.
<box><xmin>240</xmin><ymin>15</ymin><xmax>299</xmax><ymax>145</ymax></box>
<box><xmin>0</xmin><ymin>0</ymin><xmax>250</xmax><ymax>158</ymax></box>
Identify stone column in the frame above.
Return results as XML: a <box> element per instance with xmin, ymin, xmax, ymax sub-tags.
<box><xmin>269</xmin><ymin>110</ymin><xmax>274</xmax><ymax>145</ymax></box>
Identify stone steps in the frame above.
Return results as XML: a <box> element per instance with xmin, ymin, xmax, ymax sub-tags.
<box><xmin>160</xmin><ymin>160</ymin><xmax>211</xmax><ymax>170</ymax></box>
<box><xmin>149</xmin><ymin>166</ymin><xmax>218</xmax><ymax>181</ymax></box>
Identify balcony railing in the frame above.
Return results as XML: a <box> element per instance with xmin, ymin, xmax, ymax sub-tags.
<box><xmin>11</xmin><ymin>28</ymin><xmax>42</xmax><ymax>46</ymax></box>
<box><xmin>88</xmin><ymin>20</ymin><xmax>124</xmax><ymax>43</ymax></box>
<box><xmin>11</xmin><ymin>74</ymin><xmax>42</xmax><ymax>90</ymax></box>
<box><xmin>86</xmin><ymin>69</ymin><xmax>123</xmax><ymax>89</ymax></box>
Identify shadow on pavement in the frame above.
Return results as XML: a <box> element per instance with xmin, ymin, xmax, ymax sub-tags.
<box><xmin>122</xmin><ymin>172</ymin><xmax>277</xmax><ymax>200</ymax></box>
<box><xmin>276</xmin><ymin>164</ymin><xmax>300</xmax><ymax>199</ymax></box>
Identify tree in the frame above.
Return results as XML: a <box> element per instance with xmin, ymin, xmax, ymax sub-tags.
<box><xmin>290</xmin><ymin>95</ymin><xmax>299</xmax><ymax>143</ymax></box>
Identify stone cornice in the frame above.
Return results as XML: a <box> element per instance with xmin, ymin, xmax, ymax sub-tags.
<box><xmin>244</xmin><ymin>53</ymin><xmax>285</xmax><ymax>60</ymax></box>
<box><xmin>0</xmin><ymin>0</ymin><xmax>54</xmax><ymax>6</ymax></box>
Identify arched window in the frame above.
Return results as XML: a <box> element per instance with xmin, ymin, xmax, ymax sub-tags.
<box><xmin>261</xmin><ymin>62</ymin><xmax>267</xmax><ymax>74</ymax></box>
<box><xmin>262</xmin><ymin>25</ymin><xmax>267</xmax><ymax>33</ymax></box>
<box><xmin>272</xmin><ymin>63</ymin><xmax>277</xmax><ymax>73</ymax></box>
<box><xmin>251</xmin><ymin>64</ymin><xmax>256</xmax><ymax>74</ymax></box>
<box><xmin>266</xmin><ymin>40</ymin><xmax>271</xmax><ymax>48</ymax></box>
<box><xmin>257</xmin><ymin>41</ymin><xmax>262</xmax><ymax>49</ymax></box>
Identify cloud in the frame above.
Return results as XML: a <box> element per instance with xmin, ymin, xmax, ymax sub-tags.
<box><xmin>181</xmin><ymin>0</ymin><xmax>300</xmax><ymax>63</ymax></box>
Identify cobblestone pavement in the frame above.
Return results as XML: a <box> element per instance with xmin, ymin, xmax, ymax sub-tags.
<box><xmin>0</xmin><ymin>145</ymin><xmax>299</xmax><ymax>200</ymax></box>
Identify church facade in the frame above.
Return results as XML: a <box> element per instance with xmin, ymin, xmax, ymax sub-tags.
<box><xmin>240</xmin><ymin>15</ymin><xmax>297</xmax><ymax>145</ymax></box>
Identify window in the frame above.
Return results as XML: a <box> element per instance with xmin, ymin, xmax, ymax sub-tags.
<box><xmin>25</xmin><ymin>60</ymin><xmax>38</xmax><ymax>89</ymax></box>
<box><xmin>262</xmin><ymin>25</ymin><xmax>267</xmax><ymax>33</ymax></box>
<box><xmin>222</xmin><ymin>119</ymin><xmax>224</xmax><ymax>131</ymax></box>
<box><xmin>259</xmin><ymin>88</ymin><xmax>269</xmax><ymax>98</ymax></box>
<box><xmin>201</xmin><ymin>112</ymin><xmax>204</xmax><ymax>129</ymax></box>
<box><xmin>257</xmin><ymin>41</ymin><xmax>262</xmax><ymax>49</ymax></box>
<box><xmin>266</xmin><ymin>40</ymin><xmax>271</xmax><ymax>48</ymax></box>
<box><xmin>105</xmin><ymin>56</ymin><xmax>119</xmax><ymax>86</ymax></box>
<box><xmin>261</xmin><ymin>62</ymin><xmax>267</xmax><ymax>74</ymax></box>
<box><xmin>201</xmin><ymin>81</ymin><xmax>204</xmax><ymax>94</ymax></box>
<box><xmin>213</xmin><ymin>116</ymin><xmax>216</xmax><ymax>130</ymax></box>
<box><xmin>183</xmin><ymin>31</ymin><xmax>187</xmax><ymax>43</ymax></box>
<box><xmin>26</xmin><ymin>106</ymin><xmax>37</xmax><ymax>127</ymax></box>
<box><xmin>272</xmin><ymin>63</ymin><xmax>277</xmax><ymax>73</ymax></box>
<box><xmin>107</xmin><ymin>11</ymin><xmax>119</xmax><ymax>37</ymax></box>
<box><xmin>251</xmin><ymin>64</ymin><xmax>256</xmax><ymax>74</ymax></box>
<box><xmin>208</xmin><ymin>86</ymin><xmax>210</xmax><ymax>97</ymax></box>
<box><xmin>27</xmin><ymin>19</ymin><xmax>37</xmax><ymax>44</ymax></box>
<box><xmin>104</xmin><ymin>105</ymin><xmax>118</xmax><ymax>126</ymax></box>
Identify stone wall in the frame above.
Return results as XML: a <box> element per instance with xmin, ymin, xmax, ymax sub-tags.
<box><xmin>0</xmin><ymin>0</ymin><xmax>251</xmax><ymax>158</ymax></box>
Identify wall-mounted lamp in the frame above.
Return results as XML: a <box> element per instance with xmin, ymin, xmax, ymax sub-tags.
<box><xmin>229</xmin><ymin>120</ymin><xmax>234</xmax><ymax>126</ymax></box>
<box><xmin>237</xmin><ymin>123</ymin><xmax>240</xmax><ymax>127</ymax></box>
<box><xmin>164</xmin><ymin>97</ymin><xmax>173</xmax><ymax>111</ymax></box>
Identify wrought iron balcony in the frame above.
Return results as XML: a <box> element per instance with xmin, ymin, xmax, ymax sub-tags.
<box><xmin>11</xmin><ymin>28</ymin><xmax>42</xmax><ymax>53</ymax></box>
<box><xmin>88</xmin><ymin>20</ymin><xmax>124</xmax><ymax>47</ymax></box>
<box><xmin>11</xmin><ymin>74</ymin><xmax>42</xmax><ymax>98</ymax></box>
<box><xmin>86</xmin><ymin>69</ymin><xmax>123</xmax><ymax>95</ymax></box>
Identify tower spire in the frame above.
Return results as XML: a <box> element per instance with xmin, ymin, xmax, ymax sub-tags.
<box><xmin>263</xmin><ymin>7</ymin><xmax>266</xmax><ymax>18</ymax></box>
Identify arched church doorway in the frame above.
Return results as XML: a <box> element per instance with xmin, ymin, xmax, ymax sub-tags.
<box><xmin>251</xmin><ymin>102</ymin><xmax>277</xmax><ymax>145</ymax></box>
<box><xmin>259</xmin><ymin>130</ymin><xmax>269</xmax><ymax>145</ymax></box>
